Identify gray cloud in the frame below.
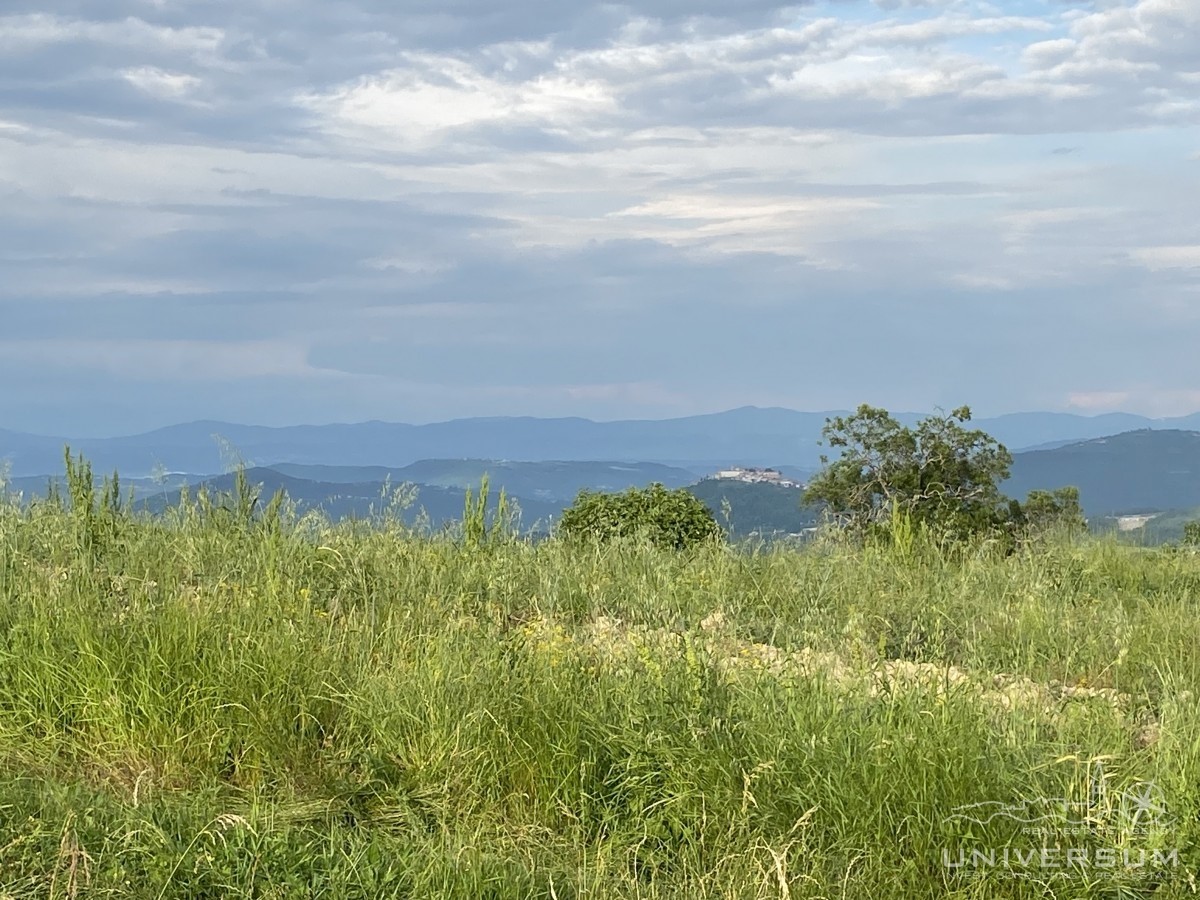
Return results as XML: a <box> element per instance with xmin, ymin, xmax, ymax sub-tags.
<box><xmin>1</xmin><ymin>0</ymin><xmax>1199</xmax><ymax>433</ymax></box>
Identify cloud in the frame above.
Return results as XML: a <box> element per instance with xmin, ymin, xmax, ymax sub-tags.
<box><xmin>304</xmin><ymin>55</ymin><xmax>622</xmax><ymax>151</ymax></box>
<box><xmin>0</xmin><ymin>338</ymin><xmax>330</xmax><ymax>381</ymax></box>
<box><xmin>120</xmin><ymin>66</ymin><xmax>204</xmax><ymax>101</ymax></box>
<box><xmin>1067</xmin><ymin>391</ymin><xmax>1134</xmax><ymax>411</ymax></box>
<box><xmin>1069</xmin><ymin>389</ymin><xmax>1200</xmax><ymax>418</ymax></box>
<box><xmin>1</xmin><ymin>0</ymin><xmax>1199</xmax><ymax>433</ymax></box>
<box><xmin>0</xmin><ymin>13</ymin><xmax>226</xmax><ymax>57</ymax></box>
<box><xmin>1132</xmin><ymin>245</ymin><xmax>1200</xmax><ymax>271</ymax></box>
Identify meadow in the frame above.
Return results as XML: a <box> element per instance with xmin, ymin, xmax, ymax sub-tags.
<box><xmin>0</xmin><ymin>470</ymin><xmax>1197</xmax><ymax>898</ymax></box>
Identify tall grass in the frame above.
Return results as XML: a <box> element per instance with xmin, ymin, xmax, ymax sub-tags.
<box><xmin>0</xmin><ymin>471</ymin><xmax>1197</xmax><ymax>897</ymax></box>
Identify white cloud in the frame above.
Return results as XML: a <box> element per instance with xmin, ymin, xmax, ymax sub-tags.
<box><xmin>1022</xmin><ymin>38</ymin><xmax>1077</xmax><ymax>70</ymax></box>
<box><xmin>1069</xmin><ymin>388</ymin><xmax>1200</xmax><ymax>417</ymax></box>
<box><xmin>951</xmin><ymin>273</ymin><xmax>1015</xmax><ymax>291</ymax></box>
<box><xmin>0</xmin><ymin>338</ymin><xmax>333</xmax><ymax>381</ymax></box>
<box><xmin>1132</xmin><ymin>245</ymin><xmax>1200</xmax><ymax>270</ymax></box>
<box><xmin>302</xmin><ymin>54</ymin><xmax>619</xmax><ymax>149</ymax></box>
<box><xmin>1067</xmin><ymin>390</ymin><xmax>1133</xmax><ymax>411</ymax></box>
<box><xmin>603</xmin><ymin>193</ymin><xmax>878</xmax><ymax>260</ymax></box>
<box><xmin>121</xmin><ymin>66</ymin><xmax>203</xmax><ymax>100</ymax></box>
<box><xmin>0</xmin><ymin>13</ymin><xmax>226</xmax><ymax>58</ymax></box>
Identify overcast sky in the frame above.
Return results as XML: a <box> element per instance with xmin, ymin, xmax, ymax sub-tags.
<box><xmin>1</xmin><ymin>0</ymin><xmax>1197</xmax><ymax>435</ymax></box>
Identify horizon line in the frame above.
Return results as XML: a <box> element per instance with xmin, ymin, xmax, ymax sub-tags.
<box><xmin>4</xmin><ymin>405</ymin><xmax>1199</xmax><ymax>441</ymax></box>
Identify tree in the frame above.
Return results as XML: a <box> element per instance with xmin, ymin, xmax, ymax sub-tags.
<box><xmin>804</xmin><ymin>405</ymin><xmax>1015</xmax><ymax>542</ymax></box>
<box><xmin>1013</xmin><ymin>486</ymin><xmax>1087</xmax><ymax>538</ymax></box>
<box><xmin>1182</xmin><ymin>521</ymin><xmax>1200</xmax><ymax>547</ymax></box>
<box><xmin>557</xmin><ymin>483</ymin><xmax>722</xmax><ymax>551</ymax></box>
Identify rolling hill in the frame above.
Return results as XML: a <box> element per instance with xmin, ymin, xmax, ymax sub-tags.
<box><xmin>142</xmin><ymin>468</ymin><xmax>567</xmax><ymax>531</ymax></box>
<box><xmin>270</xmin><ymin>459</ymin><xmax>698</xmax><ymax>502</ymax></box>
<box><xmin>685</xmin><ymin>479</ymin><xmax>820</xmax><ymax>538</ymax></box>
<box><xmin>122</xmin><ymin>468</ymin><xmax>815</xmax><ymax>540</ymax></box>
<box><xmin>1006</xmin><ymin>429</ymin><xmax>1200</xmax><ymax>516</ymax></box>
<box><xmin>6</xmin><ymin>407</ymin><xmax>1200</xmax><ymax>478</ymax></box>
<box><xmin>9</xmin><ymin>422</ymin><xmax>1200</xmax><ymax>542</ymax></box>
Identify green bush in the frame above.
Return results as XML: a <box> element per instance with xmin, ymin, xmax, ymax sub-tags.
<box><xmin>1183</xmin><ymin>520</ymin><xmax>1200</xmax><ymax>546</ymax></box>
<box><xmin>1013</xmin><ymin>486</ymin><xmax>1088</xmax><ymax>540</ymax></box>
<box><xmin>557</xmin><ymin>483</ymin><xmax>722</xmax><ymax>551</ymax></box>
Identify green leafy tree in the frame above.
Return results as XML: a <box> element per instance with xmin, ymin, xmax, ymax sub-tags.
<box><xmin>557</xmin><ymin>483</ymin><xmax>722</xmax><ymax>551</ymax></box>
<box><xmin>804</xmin><ymin>405</ymin><xmax>1015</xmax><ymax>542</ymax></box>
<box><xmin>1182</xmin><ymin>521</ymin><xmax>1200</xmax><ymax>547</ymax></box>
<box><xmin>1013</xmin><ymin>486</ymin><xmax>1087</xmax><ymax>538</ymax></box>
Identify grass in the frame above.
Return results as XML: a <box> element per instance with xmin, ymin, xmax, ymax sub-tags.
<box><xmin>0</xmin><ymin>467</ymin><xmax>1198</xmax><ymax>897</ymax></box>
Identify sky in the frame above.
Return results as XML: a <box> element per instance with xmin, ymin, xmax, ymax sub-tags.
<box><xmin>1</xmin><ymin>0</ymin><xmax>1198</xmax><ymax>436</ymax></box>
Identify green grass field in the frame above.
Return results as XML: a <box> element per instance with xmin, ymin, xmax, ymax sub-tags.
<box><xmin>0</xmin><ymin>475</ymin><xmax>1198</xmax><ymax>897</ymax></box>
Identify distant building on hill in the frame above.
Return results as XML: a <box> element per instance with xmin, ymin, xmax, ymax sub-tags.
<box><xmin>708</xmin><ymin>467</ymin><xmax>802</xmax><ymax>488</ymax></box>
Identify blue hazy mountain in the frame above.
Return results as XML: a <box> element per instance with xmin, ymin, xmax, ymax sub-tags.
<box><xmin>139</xmin><ymin>468</ymin><xmax>568</xmax><ymax>531</ymax></box>
<box><xmin>270</xmin><ymin>459</ymin><xmax>698</xmax><ymax>503</ymax></box>
<box><xmin>7</xmin><ymin>427</ymin><xmax>1200</xmax><ymax>542</ymax></box>
<box><xmin>4</xmin><ymin>407</ymin><xmax>1200</xmax><ymax>478</ymax></box>
<box><xmin>1005</xmin><ymin>429</ymin><xmax>1200</xmax><ymax>517</ymax></box>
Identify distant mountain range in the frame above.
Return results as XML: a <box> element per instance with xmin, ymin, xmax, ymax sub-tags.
<box><xmin>689</xmin><ymin>429</ymin><xmax>1200</xmax><ymax>536</ymax></box>
<box><xmin>4</xmin><ymin>406</ymin><xmax>1200</xmax><ymax>477</ymax></box>
<box><xmin>5</xmin><ymin>427</ymin><xmax>1200</xmax><ymax>541</ymax></box>
<box><xmin>269</xmin><ymin>425</ymin><xmax>1200</xmax><ymax>535</ymax></box>
<box><xmin>1005</xmin><ymin>429</ymin><xmax>1200</xmax><ymax>517</ymax></box>
<box><xmin>148</xmin><ymin>470</ymin><xmax>819</xmax><ymax>539</ymax></box>
<box><xmin>269</xmin><ymin>460</ymin><xmax>697</xmax><ymax>503</ymax></box>
<box><xmin>140</xmin><ymin>468</ymin><xmax>570</xmax><ymax>531</ymax></box>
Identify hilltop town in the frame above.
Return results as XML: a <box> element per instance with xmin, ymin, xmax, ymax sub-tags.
<box><xmin>707</xmin><ymin>466</ymin><xmax>804</xmax><ymax>489</ymax></box>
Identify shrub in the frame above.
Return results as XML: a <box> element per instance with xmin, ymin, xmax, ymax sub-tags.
<box><xmin>1183</xmin><ymin>521</ymin><xmax>1200</xmax><ymax>547</ymax></box>
<box><xmin>1013</xmin><ymin>486</ymin><xmax>1088</xmax><ymax>540</ymax></box>
<box><xmin>557</xmin><ymin>483</ymin><xmax>722</xmax><ymax>551</ymax></box>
